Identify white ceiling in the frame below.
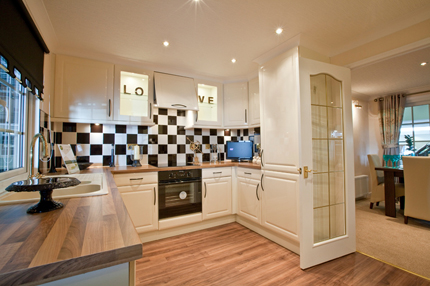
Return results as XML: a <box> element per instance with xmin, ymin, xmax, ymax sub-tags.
<box><xmin>38</xmin><ymin>0</ymin><xmax>430</xmax><ymax>97</ymax></box>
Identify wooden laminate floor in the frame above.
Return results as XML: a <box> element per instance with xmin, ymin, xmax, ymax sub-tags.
<box><xmin>136</xmin><ymin>223</ymin><xmax>430</xmax><ymax>285</ymax></box>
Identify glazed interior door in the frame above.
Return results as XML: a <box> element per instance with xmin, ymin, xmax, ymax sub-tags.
<box><xmin>299</xmin><ymin>58</ymin><xmax>355</xmax><ymax>269</ymax></box>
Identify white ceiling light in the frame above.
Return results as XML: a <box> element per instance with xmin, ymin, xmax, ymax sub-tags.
<box><xmin>421</xmin><ymin>62</ymin><xmax>427</xmax><ymax>66</ymax></box>
<box><xmin>163</xmin><ymin>41</ymin><xmax>169</xmax><ymax>47</ymax></box>
<box><xmin>276</xmin><ymin>28</ymin><xmax>283</xmax><ymax>35</ymax></box>
<box><xmin>231</xmin><ymin>58</ymin><xmax>236</xmax><ymax>63</ymax></box>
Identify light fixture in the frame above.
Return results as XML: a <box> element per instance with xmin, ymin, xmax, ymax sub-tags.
<box><xmin>231</xmin><ymin>58</ymin><xmax>236</xmax><ymax>63</ymax></box>
<box><xmin>163</xmin><ymin>41</ymin><xmax>169</xmax><ymax>47</ymax></box>
<box><xmin>276</xmin><ymin>28</ymin><xmax>283</xmax><ymax>35</ymax></box>
<box><xmin>352</xmin><ymin>100</ymin><xmax>362</xmax><ymax>109</ymax></box>
<box><xmin>421</xmin><ymin>62</ymin><xmax>427</xmax><ymax>66</ymax></box>
<box><xmin>95</xmin><ymin>123</ymin><xmax>100</xmax><ymax>126</ymax></box>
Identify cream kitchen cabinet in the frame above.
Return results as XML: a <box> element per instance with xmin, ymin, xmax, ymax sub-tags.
<box><xmin>186</xmin><ymin>79</ymin><xmax>223</xmax><ymax>129</ymax></box>
<box><xmin>237</xmin><ymin>168</ymin><xmax>261</xmax><ymax>224</ymax></box>
<box><xmin>53</xmin><ymin>54</ymin><xmax>114</xmax><ymax>123</ymax></box>
<box><xmin>223</xmin><ymin>82</ymin><xmax>248</xmax><ymax>127</ymax></box>
<box><xmin>113</xmin><ymin>65</ymin><xmax>154</xmax><ymax>125</ymax></box>
<box><xmin>202</xmin><ymin>167</ymin><xmax>232</xmax><ymax>220</ymax></box>
<box><xmin>114</xmin><ymin>172</ymin><xmax>158</xmax><ymax>233</ymax></box>
<box><xmin>248</xmin><ymin>77</ymin><xmax>260</xmax><ymax>127</ymax></box>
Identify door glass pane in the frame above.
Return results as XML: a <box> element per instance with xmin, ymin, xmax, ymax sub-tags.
<box><xmin>413</xmin><ymin>105</ymin><xmax>429</xmax><ymax>123</ymax></box>
<box><xmin>413</xmin><ymin>123</ymin><xmax>430</xmax><ymax>141</ymax></box>
<box><xmin>197</xmin><ymin>84</ymin><xmax>217</xmax><ymax>122</ymax></box>
<box><xmin>310</xmin><ymin>74</ymin><xmax>346</xmax><ymax>244</ymax></box>
<box><xmin>312</xmin><ymin>106</ymin><xmax>327</xmax><ymax>139</ymax></box>
<box><xmin>403</xmin><ymin>107</ymin><xmax>412</xmax><ymax>124</ymax></box>
<box><xmin>120</xmin><ymin>71</ymin><xmax>148</xmax><ymax>117</ymax></box>
<box><xmin>310</xmin><ymin>74</ymin><xmax>326</xmax><ymax>106</ymax></box>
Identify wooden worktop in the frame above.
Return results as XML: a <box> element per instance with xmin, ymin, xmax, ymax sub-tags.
<box><xmin>110</xmin><ymin>161</ymin><xmax>261</xmax><ymax>174</ymax></box>
<box><xmin>0</xmin><ymin>168</ymin><xmax>142</xmax><ymax>286</ymax></box>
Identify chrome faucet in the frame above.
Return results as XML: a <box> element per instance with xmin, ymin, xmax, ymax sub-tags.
<box><xmin>29</xmin><ymin>133</ymin><xmax>49</xmax><ymax>179</ymax></box>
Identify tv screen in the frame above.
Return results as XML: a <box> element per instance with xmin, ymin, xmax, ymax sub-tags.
<box><xmin>226</xmin><ymin>141</ymin><xmax>253</xmax><ymax>161</ymax></box>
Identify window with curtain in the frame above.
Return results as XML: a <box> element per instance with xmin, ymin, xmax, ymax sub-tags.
<box><xmin>399</xmin><ymin>104</ymin><xmax>430</xmax><ymax>153</ymax></box>
<box><xmin>0</xmin><ymin>56</ymin><xmax>28</xmax><ymax>175</ymax></box>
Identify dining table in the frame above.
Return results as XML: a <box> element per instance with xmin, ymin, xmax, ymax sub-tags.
<box><xmin>374</xmin><ymin>166</ymin><xmax>404</xmax><ymax>217</ymax></box>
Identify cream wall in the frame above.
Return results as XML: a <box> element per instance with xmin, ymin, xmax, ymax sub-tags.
<box><xmin>352</xmin><ymin>98</ymin><xmax>371</xmax><ymax>176</ymax></box>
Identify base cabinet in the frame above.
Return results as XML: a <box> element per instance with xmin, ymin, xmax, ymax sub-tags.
<box><xmin>261</xmin><ymin>171</ymin><xmax>298</xmax><ymax>239</ymax></box>
<box><xmin>237</xmin><ymin>177</ymin><xmax>261</xmax><ymax>224</ymax></box>
<box><xmin>202</xmin><ymin>169</ymin><xmax>232</xmax><ymax>220</ymax></box>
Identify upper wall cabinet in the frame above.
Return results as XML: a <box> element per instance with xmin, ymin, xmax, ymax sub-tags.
<box><xmin>248</xmin><ymin>77</ymin><xmax>260</xmax><ymax>127</ymax></box>
<box><xmin>186</xmin><ymin>79</ymin><xmax>223</xmax><ymax>128</ymax></box>
<box><xmin>113</xmin><ymin>65</ymin><xmax>154</xmax><ymax>125</ymax></box>
<box><xmin>223</xmin><ymin>82</ymin><xmax>248</xmax><ymax>128</ymax></box>
<box><xmin>54</xmin><ymin>55</ymin><xmax>114</xmax><ymax>123</ymax></box>
<box><xmin>154</xmin><ymin>72</ymin><xmax>198</xmax><ymax>110</ymax></box>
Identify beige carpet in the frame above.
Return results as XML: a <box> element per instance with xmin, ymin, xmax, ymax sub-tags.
<box><xmin>356</xmin><ymin>198</ymin><xmax>430</xmax><ymax>279</ymax></box>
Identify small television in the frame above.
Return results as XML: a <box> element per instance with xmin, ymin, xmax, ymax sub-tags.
<box><xmin>226</xmin><ymin>141</ymin><xmax>253</xmax><ymax>161</ymax></box>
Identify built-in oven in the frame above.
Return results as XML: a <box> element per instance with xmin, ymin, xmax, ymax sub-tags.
<box><xmin>158</xmin><ymin>169</ymin><xmax>202</xmax><ymax>219</ymax></box>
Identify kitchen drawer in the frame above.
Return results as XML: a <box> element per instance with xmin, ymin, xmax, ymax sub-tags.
<box><xmin>202</xmin><ymin>167</ymin><xmax>232</xmax><ymax>179</ymax></box>
<box><xmin>113</xmin><ymin>172</ymin><xmax>158</xmax><ymax>186</ymax></box>
<box><xmin>237</xmin><ymin>167</ymin><xmax>261</xmax><ymax>180</ymax></box>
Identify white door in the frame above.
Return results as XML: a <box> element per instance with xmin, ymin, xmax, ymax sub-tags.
<box><xmin>237</xmin><ymin>177</ymin><xmax>261</xmax><ymax>224</ymax></box>
<box><xmin>298</xmin><ymin>57</ymin><xmax>355</xmax><ymax>269</ymax></box>
<box><xmin>202</xmin><ymin>177</ymin><xmax>232</xmax><ymax>220</ymax></box>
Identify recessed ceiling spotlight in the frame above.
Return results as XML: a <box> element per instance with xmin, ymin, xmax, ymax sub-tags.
<box><xmin>163</xmin><ymin>41</ymin><xmax>169</xmax><ymax>47</ymax></box>
<box><xmin>421</xmin><ymin>62</ymin><xmax>427</xmax><ymax>66</ymax></box>
<box><xmin>231</xmin><ymin>58</ymin><xmax>236</xmax><ymax>63</ymax></box>
<box><xmin>276</xmin><ymin>28</ymin><xmax>283</xmax><ymax>35</ymax></box>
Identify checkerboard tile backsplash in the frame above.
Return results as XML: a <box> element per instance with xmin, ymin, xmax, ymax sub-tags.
<box><xmin>42</xmin><ymin>108</ymin><xmax>260</xmax><ymax>168</ymax></box>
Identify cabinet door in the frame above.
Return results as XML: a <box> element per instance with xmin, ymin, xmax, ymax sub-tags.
<box><xmin>202</xmin><ymin>177</ymin><xmax>232</xmax><ymax>220</ymax></box>
<box><xmin>119</xmin><ymin>184</ymin><xmax>158</xmax><ymax>233</ymax></box>
<box><xmin>113</xmin><ymin>65</ymin><xmax>154</xmax><ymax>125</ymax></box>
<box><xmin>261</xmin><ymin>171</ymin><xmax>299</xmax><ymax>240</ymax></box>
<box><xmin>223</xmin><ymin>82</ymin><xmax>248</xmax><ymax>127</ymax></box>
<box><xmin>237</xmin><ymin>177</ymin><xmax>261</xmax><ymax>224</ymax></box>
<box><xmin>54</xmin><ymin>55</ymin><xmax>114</xmax><ymax>122</ymax></box>
<box><xmin>248</xmin><ymin>77</ymin><xmax>260</xmax><ymax>126</ymax></box>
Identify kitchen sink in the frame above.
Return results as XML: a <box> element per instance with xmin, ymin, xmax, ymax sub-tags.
<box><xmin>0</xmin><ymin>173</ymin><xmax>108</xmax><ymax>205</ymax></box>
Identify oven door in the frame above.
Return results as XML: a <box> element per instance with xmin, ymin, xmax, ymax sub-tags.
<box><xmin>158</xmin><ymin>179</ymin><xmax>202</xmax><ymax>219</ymax></box>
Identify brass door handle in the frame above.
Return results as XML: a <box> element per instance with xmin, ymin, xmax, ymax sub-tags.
<box><xmin>303</xmin><ymin>166</ymin><xmax>317</xmax><ymax>178</ymax></box>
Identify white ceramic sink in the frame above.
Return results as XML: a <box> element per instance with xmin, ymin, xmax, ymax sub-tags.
<box><xmin>0</xmin><ymin>173</ymin><xmax>108</xmax><ymax>205</ymax></box>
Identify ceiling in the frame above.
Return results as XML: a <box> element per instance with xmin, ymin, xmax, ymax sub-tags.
<box><xmin>34</xmin><ymin>0</ymin><xmax>430</xmax><ymax>98</ymax></box>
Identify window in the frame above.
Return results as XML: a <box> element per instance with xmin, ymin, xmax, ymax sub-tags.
<box><xmin>0</xmin><ymin>56</ymin><xmax>28</xmax><ymax>175</ymax></box>
<box><xmin>399</xmin><ymin>104</ymin><xmax>430</xmax><ymax>153</ymax></box>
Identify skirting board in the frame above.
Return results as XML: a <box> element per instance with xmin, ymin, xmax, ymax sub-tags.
<box><xmin>235</xmin><ymin>216</ymin><xmax>300</xmax><ymax>255</ymax></box>
<box><xmin>139</xmin><ymin>215</ymin><xmax>236</xmax><ymax>243</ymax></box>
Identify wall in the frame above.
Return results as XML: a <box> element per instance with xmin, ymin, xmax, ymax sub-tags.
<box><xmin>40</xmin><ymin>109</ymin><xmax>260</xmax><ymax>169</ymax></box>
<box><xmin>351</xmin><ymin>98</ymin><xmax>370</xmax><ymax>176</ymax></box>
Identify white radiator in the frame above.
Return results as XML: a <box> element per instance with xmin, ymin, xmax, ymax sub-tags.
<box><xmin>355</xmin><ymin>175</ymin><xmax>369</xmax><ymax>198</ymax></box>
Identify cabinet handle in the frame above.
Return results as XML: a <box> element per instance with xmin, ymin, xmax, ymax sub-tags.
<box><xmin>256</xmin><ymin>183</ymin><xmax>260</xmax><ymax>201</ymax></box>
<box><xmin>245</xmin><ymin>109</ymin><xmax>247</xmax><ymax>123</ymax></box>
<box><xmin>154</xmin><ymin>187</ymin><xmax>156</xmax><ymax>205</ymax></box>
<box><xmin>196</xmin><ymin>111</ymin><xmax>198</xmax><ymax>122</ymax></box>
<box><xmin>108</xmin><ymin>99</ymin><xmax>111</xmax><ymax>117</ymax></box>
<box><xmin>261</xmin><ymin>174</ymin><xmax>264</xmax><ymax>191</ymax></box>
<box><xmin>213</xmin><ymin>171</ymin><xmax>222</xmax><ymax>174</ymax></box>
<box><xmin>204</xmin><ymin>182</ymin><xmax>207</xmax><ymax>198</ymax></box>
<box><xmin>261</xmin><ymin>149</ymin><xmax>264</xmax><ymax>167</ymax></box>
<box><xmin>172</xmin><ymin>104</ymin><xmax>187</xmax><ymax>108</ymax></box>
<box><xmin>129</xmin><ymin>178</ymin><xmax>143</xmax><ymax>181</ymax></box>
<box><xmin>149</xmin><ymin>103</ymin><xmax>152</xmax><ymax>119</ymax></box>
<box><xmin>244</xmin><ymin>172</ymin><xmax>251</xmax><ymax>175</ymax></box>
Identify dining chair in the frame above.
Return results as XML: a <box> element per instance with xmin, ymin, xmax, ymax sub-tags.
<box><xmin>402</xmin><ymin>157</ymin><xmax>430</xmax><ymax>224</ymax></box>
<box><xmin>367</xmin><ymin>154</ymin><xmax>404</xmax><ymax>209</ymax></box>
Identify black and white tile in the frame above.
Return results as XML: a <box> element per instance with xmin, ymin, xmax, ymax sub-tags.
<box><xmin>50</xmin><ymin>108</ymin><xmax>260</xmax><ymax>167</ymax></box>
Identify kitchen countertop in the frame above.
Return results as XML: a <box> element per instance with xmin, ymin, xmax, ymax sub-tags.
<box><xmin>110</xmin><ymin>161</ymin><xmax>262</xmax><ymax>173</ymax></box>
<box><xmin>0</xmin><ymin>162</ymin><xmax>260</xmax><ymax>285</ymax></box>
<box><xmin>0</xmin><ymin>168</ymin><xmax>142</xmax><ymax>286</ymax></box>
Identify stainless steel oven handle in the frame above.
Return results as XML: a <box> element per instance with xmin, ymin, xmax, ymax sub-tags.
<box><xmin>159</xmin><ymin>179</ymin><xmax>202</xmax><ymax>185</ymax></box>
<box><xmin>154</xmin><ymin>187</ymin><xmax>156</xmax><ymax>205</ymax></box>
<box><xmin>256</xmin><ymin>183</ymin><xmax>260</xmax><ymax>201</ymax></box>
<box><xmin>204</xmin><ymin>182</ymin><xmax>207</xmax><ymax>198</ymax></box>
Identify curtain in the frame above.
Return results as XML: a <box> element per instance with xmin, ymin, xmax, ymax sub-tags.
<box><xmin>378</xmin><ymin>94</ymin><xmax>406</xmax><ymax>155</ymax></box>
